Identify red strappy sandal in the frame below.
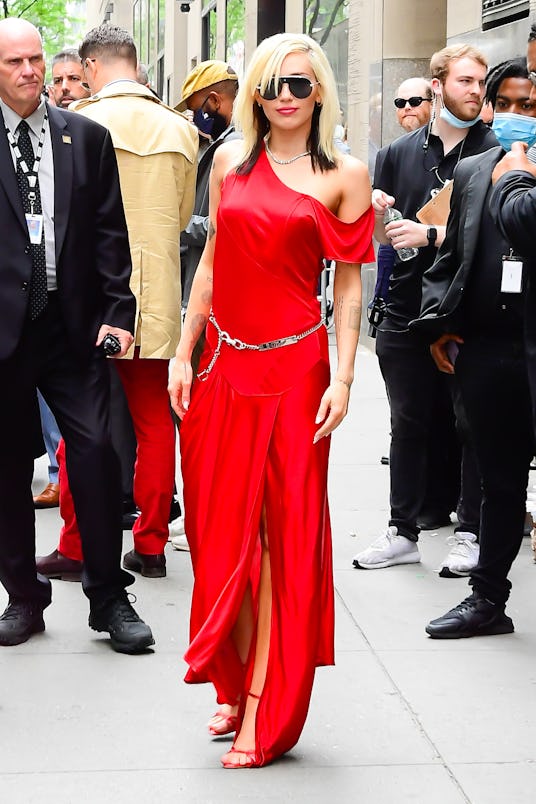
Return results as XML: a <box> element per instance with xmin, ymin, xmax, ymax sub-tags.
<box><xmin>208</xmin><ymin>709</ymin><xmax>238</xmax><ymax>736</ymax></box>
<box><xmin>220</xmin><ymin>692</ymin><xmax>261</xmax><ymax>769</ymax></box>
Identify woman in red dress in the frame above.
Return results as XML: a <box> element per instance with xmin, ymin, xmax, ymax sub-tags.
<box><xmin>169</xmin><ymin>32</ymin><xmax>374</xmax><ymax>768</ymax></box>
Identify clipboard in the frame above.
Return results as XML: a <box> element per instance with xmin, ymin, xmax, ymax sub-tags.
<box><xmin>416</xmin><ymin>180</ymin><xmax>453</xmax><ymax>226</ymax></box>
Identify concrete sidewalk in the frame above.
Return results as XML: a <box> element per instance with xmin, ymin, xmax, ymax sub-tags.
<box><xmin>1</xmin><ymin>343</ymin><xmax>536</xmax><ymax>803</ymax></box>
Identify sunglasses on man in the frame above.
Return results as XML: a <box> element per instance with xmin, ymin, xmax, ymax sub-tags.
<box><xmin>258</xmin><ymin>76</ymin><xmax>320</xmax><ymax>101</ymax></box>
<box><xmin>393</xmin><ymin>96</ymin><xmax>431</xmax><ymax>109</ymax></box>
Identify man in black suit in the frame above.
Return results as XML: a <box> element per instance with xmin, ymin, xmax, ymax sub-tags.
<box><xmin>0</xmin><ymin>17</ymin><xmax>154</xmax><ymax>652</ymax></box>
<box><xmin>412</xmin><ymin>57</ymin><xmax>536</xmax><ymax>638</ymax></box>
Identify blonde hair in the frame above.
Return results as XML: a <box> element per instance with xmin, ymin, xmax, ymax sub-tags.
<box><xmin>233</xmin><ymin>32</ymin><xmax>340</xmax><ymax>173</ymax></box>
<box><xmin>430</xmin><ymin>44</ymin><xmax>488</xmax><ymax>84</ymax></box>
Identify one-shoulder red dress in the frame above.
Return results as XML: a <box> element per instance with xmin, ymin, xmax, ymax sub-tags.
<box><xmin>180</xmin><ymin>148</ymin><xmax>374</xmax><ymax>765</ymax></box>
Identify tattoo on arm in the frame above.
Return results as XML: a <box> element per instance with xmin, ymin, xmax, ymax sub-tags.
<box><xmin>208</xmin><ymin>220</ymin><xmax>216</xmax><ymax>240</ymax></box>
<box><xmin>334</xmin><ymin>296</ymin><xmax>344</xmax><ymax>334</ymax></box>
<box><xmin>348</xmin><ymin>299</ymin><xmax>362</xmax><ymax>331</ymax></box>
<box><xmin>190</xmin><ymin>313</ymin><xmax>207</xmax><ymax>339</ymax></box>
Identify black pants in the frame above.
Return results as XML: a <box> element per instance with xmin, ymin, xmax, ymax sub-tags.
<box><xmin>456</xmin><ymin>336</ymin><xmax>534</xmax><ymax>605</ymax></box>
<box><xmin>108</xmin><ymin>361</ymin><xmax>136</xmax><ymax>509</ymax></box>
<box><xmin>0</xmin><ymin>295</ymin><xmax>133</xmax><ymax>610</ymax></box>
<box><xmin>451</xmin><ymin>380</ymin><xmax>481</xmax><ymax>537</ymax></box>
<box><xmin>376</xmin><ymin>328</ymin><xmax>479</xmax><ymax>540</ymax></box>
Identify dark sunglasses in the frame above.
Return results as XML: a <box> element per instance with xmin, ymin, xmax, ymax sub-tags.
<box><xmin>393</xmin><ymin>96</ymin><xmax>431</xmax><ymax>109</ymax></box>
<box><xmin>258</xmin><ymin>75</ymin><xmax>320</xmax><ymax>101</ymax></box>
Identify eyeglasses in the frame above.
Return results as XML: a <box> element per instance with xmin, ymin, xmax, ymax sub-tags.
<box><xmin>257</xmin><ymin>76</ymin><xmax>320</xmax><ymax>101</ymax></box>
<box><xmin>529</xmin><ymin>71</ymin><xmax>536</xmax><ymax>87</ymax></box>
<box><xmin>393</xmin><ymin>96</ymin><xmax>431</xmax><ymax>109</ymax></box>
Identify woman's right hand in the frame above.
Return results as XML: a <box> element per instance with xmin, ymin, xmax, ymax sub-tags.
<box><xmin>168</xmin><ymin>357</ymin><xmax>193</xmax><ymax>419</ymax></box>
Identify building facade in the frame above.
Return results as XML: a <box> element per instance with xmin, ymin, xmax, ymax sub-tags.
<box><xmin>85</xmin><ymin>0</ymin><xmax>536</xmax><ymax>343</ymax></box>
<box><xmin>85</xmin><ymin>1</ymin><xmax>536</xmax><ymax>158</ymax></box>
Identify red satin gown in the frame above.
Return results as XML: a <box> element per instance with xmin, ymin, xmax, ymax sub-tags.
<box><xmin>180</xmin><ymin>147</ymin><xmax>374</xmax><ymax>765</ymax></box>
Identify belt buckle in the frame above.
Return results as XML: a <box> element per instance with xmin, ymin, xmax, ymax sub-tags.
<box><xmin>258</xmin><ymin>335</ymin><xmax>298</xmax><ymax>351</ymax></box>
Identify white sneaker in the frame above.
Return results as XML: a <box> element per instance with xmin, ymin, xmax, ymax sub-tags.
<box><xmin>169</xmin><ymin>515</ymin><xmax>190</xmax><ymax>551</ymax></box>
<box><xmin>437</xmin><ymin>531</ymin><xmax>479</xmax><ymax>577</ymax></box>
<box><xmin>352</xmin><ymin>526</ymin><xmax>421</xmax><ymax>569</ymax></box>
<box><xmin>170</xmin><ymin>532</ymin><xmax>190</xmax><ymax>551</ymax></box>
<box><xmin>168</xmin><ymin>515</ymin><xmax>185</xmax><ymax>538</ymax></box>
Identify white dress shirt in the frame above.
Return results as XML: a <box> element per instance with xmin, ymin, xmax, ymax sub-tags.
<box><xmin>0</xmin><ymin>97</ymin><xmax>57</xmax><ymax>290</ymax></box>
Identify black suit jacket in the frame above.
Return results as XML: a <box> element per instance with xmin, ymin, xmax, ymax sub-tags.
<box><xmin>0</xmin><ymin>103</ymin><xmax>135</xmax><ymax>361</ymax></box>
<box><xmin>410</xmin><ymin>146</ymin><xmax>505</xmax><ymax>341</ymax></box>
<box><xmin>489</xmin><ymin>165</ymin><xmax>536</xmax><ymax>399</ymax></box>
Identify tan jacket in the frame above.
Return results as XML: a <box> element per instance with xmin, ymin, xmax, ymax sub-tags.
<box><xmin>73</xmin><ymin>81</ymin><xmax>198</xmax><ymax>358</ymax></box>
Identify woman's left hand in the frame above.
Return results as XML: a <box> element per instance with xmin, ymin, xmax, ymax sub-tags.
<box><xmin>313</xmin><ymin>380</ymin><xmax>351</xmax><ymax>443</ymax></box>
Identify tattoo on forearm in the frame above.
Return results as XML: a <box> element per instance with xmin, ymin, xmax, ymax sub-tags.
<box><xmin>335</xmin><ymin>296</ymin><xmax>344</xmax><ymax>334</ymax></box>
<box><xmin>201</xmin><ymin>288</ymin><xmax>213</xmax><ymax>305</ymax></box>
<box><xmin>190</xmin><ymin>313</ymin><xmax>207</xmax><ymax>339</ymax></box>
<box><xmin>208</xmin><ymin>220</ymin><xmax>216</xmax><ymax>240</ymax></box>
<box><xmin>348</xmin><ymin>299</ymin><xmax>362</xmax><ymax>331</ymax></box>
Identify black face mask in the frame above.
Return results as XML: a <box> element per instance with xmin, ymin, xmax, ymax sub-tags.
<box><xmin>207</xmin><ymin>109</ymin><xmax>229</xmax><ymax>140</ymax></box>
<box><xmin>193</xmin><ymin>105</ymin><xmax>228</xmax><ymax>141</ymax></box>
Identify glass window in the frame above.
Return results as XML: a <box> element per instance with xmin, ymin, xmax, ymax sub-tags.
<box><xmin>149</xmin><ymin>0</ymin><xmax>158</xmax><ymax>63</ymax></box>
<box><xmin>158</xmin><ymin>0</ymin><xmax>165</xmax><ymax>53</ymax></box>
<box><xmin>140</xmin><ymin>0</ymin><xmax>148</xmax><ymax>64</ymax></box>
<box><xmin>226</xmin><ymin>0</ymin><xmax>245</xmax><ymax>78</ymax></box>
<box><xmin>133</xmin><ymin>0</ymin><xmax>140</xmax><ymax>52</ymax></box>
<box><xmin>304</xmin><ymin>1</ymin><xmax>349</xmax><ymax>144</ymax></box>
<box><xmin>202</xmin><ymin>8</ymin><xmax>217</xmax><ymax>60</ymax></box>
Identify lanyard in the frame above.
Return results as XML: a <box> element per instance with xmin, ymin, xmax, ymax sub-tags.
<box><xmin>5</xmin><ymin>112</ymin><xmax>48</xmax><ymax>213</ymax></box>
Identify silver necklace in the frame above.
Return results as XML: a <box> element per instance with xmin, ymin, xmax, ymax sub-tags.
<box><xmin>265</xmin><ymin>141</ymin><xmax>310</xmax><ymax>165</ymax></box>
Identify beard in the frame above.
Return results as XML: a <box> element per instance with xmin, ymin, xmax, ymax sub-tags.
<box><xmin>442</xmin><ymin>87</ymin><xmax>482</xmax><ymax>122</ymax></box>
<box><xmin>209</xmin><ymin>110</ymin><xmax>230</xmax><ymax>140</ymax></box>
<box><xmin>401</xmin><ymin>115</ymin><xmax>425</xmax><ymax>132</ymax></box>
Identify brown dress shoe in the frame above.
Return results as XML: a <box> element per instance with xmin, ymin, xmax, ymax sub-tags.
<box><xmin>36</xmin><ymin>549</ymin><xmax>83</xmax><ymax>581</ymax></box>
<box><xmin>33</xmin><ymin>482</ymin><xmax>60</xmax><ymax>509</ymax></box>
<box><xmin>123</xmin><ymin>549</ymin><xmax>166</xmax><ymax>578</ymax></box>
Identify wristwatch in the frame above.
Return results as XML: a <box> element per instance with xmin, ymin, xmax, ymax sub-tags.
<box><xmin>427</xmin><ymin>226</ymin><xmax>437</xmax><ymax>247</ymax></box>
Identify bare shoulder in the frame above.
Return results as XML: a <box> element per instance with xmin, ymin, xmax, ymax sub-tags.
<box><xmin>213</xmin><ymin>139</ymin><xmax>244</xmax><ymax>175</ymax></box>
<box><xmin>336</xmin><ymin>153</ymin><xmax>370</xmax><ymax>185</ymax></box>
<box><xmin>334</xmin><ymin>154</ymin><xmax>372</xmax><ymax>221</ymax></box>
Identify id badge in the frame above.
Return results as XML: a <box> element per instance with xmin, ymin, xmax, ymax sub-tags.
<box><xmin>25</xmin><ymin>213</ymin><xmax>43</xmax><ymax>245</ymax></box>
<box><xmin>501</xmin><ymin>255</ymin><xmax>523</xmax><ymax>294</ymax></box>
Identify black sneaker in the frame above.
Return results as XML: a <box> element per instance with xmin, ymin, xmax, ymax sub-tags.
<box><xmin>425</xmin><ymin>592</ymin><xmax>514</xmax><ymax>639</ymax></box>
<box><xmin>89</xmin><ymin>594</ymin><xmax>155</xmax><ymax>654</ymax></box>
<box><xmin>0</xmin><ymin>600</ymin><xmax>45</xmax><ymax>646</ymax></box>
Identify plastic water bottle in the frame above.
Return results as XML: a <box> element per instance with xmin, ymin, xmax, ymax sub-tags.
<box><xmin>383</xmin><ymin>207</ymin><xmax>419</xmax><ymax>262</ymax></box>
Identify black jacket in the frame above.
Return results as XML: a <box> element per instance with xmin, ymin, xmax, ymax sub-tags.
<box><xmin>489</xmin><ymin>165</ymin><xmax>536</xmax><ymax>396</ymax></box>
<box><xmin>0</xmin><ymin>103</ymin><xmax>134</xmax><ymax>362</ymax></box>
<box><xmin>180</xmin><ymin>124</ymin><xmax>241</xmax><ymax>306</ymax></box>
<box><xmin>411</xmin><ymin>146</ymin><xmax>504</xmax><ymax>341</ymax></box>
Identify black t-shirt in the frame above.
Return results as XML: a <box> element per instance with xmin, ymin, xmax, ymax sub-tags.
<box><xmin>462</xmin><ymin>183</ymin><xmax>524</xmax><ymax>340</ymax></box>
<box><xmin>373</xmin><ymin>122</ymin><xmax>498</xmax><ymax>331</ymax></box>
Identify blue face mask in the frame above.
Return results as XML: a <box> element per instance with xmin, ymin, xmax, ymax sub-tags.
<box><xmin>193</xmin><ymin>106</ymin><xmax>214</xmax><ymax>136</ymax></box>
<box><xmin>492</xmin><ymin>111</ymin><xmax>536</xmax><ymax>151</ymax></box>
<box><xmin>440</xmin><ymin>103</ymin><xmax>481</xmax><ymax>129</ymax></box>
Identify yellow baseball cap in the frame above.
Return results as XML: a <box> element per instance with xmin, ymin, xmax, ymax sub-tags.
<box><xmin>176</xmin><ymin>60</ymin><xmax>238</xmax><ymax>111</ymax></box>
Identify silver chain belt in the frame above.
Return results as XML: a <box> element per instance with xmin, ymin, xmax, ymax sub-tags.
<box><xmin>197</xmin><ymin>311</ymin><xmax>324</xmax><ymax>381</ymax></box>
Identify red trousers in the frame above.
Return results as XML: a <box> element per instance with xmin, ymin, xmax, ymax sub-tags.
<box><xmin>58</xmin><ymin>352</ymin><xmax>175</xmax><ymax>558</ymax></box>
